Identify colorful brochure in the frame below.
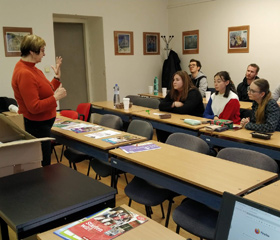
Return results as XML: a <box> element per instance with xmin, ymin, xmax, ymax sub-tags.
<box><xmin>54</xmin><ymin>206</ymin><xmax>147</xmax><ymax>240</ymax></box>
<box><xmin>85</xmin><ymin>130</ymin><xmax>120</xmax><ymax>139</ymax></box>
<box><xmin>102</xmin><ymin>135</ymin><xmax>141</xmax><ymax>144</ymax></box>
<box><xmin>119</xmin><ymin>142</ymin><xmax>161</xmax><ymax>153</ymax></box>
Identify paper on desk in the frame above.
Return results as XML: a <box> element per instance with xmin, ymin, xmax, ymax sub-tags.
<box><xmin>85</xmin><ymin>130</ymin><xmax>120</xmax><ymax>139</ymax></box>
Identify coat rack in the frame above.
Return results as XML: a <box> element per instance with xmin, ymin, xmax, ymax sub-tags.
<box><xmin>161</xmin><ymin>35</ymin><xmax>174</xmax><ymax>58</ymax></box>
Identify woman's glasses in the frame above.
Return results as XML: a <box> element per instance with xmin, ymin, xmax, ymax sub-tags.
<box><xmin>247</xmin><ymin>86</ymin><xmax>260</xmax><ymax>94</ymax></box>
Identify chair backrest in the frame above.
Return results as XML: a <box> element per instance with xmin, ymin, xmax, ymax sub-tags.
<box><xmin>166</xmin><ymin>133</ymin><xmax>209</xmax><ymax>154</ymax></box>
<box><xmin>127</xmin><ymin>119</ymin><xmax>154</xmax><ymax>140</ymax></box>
<box><xmin>76</xmin><ymin>103</ymin><xmax>92</xmax><ymax>122</ymax></box>
<box><xmin>217</xmin><ymin>147</ymin><xmax>279</xmax><ymax>173</ymax></box>
<box><xmin>125</xmin><ymin>95</ymin><xmax>141</xmax><ymax>104</ymax></box>
<box><xmin>60</xmin><ymin>110</ymin><xmax>79</xmax><ymax>119</ymax></box>
<box><xmin>99</xmin><ymin>114</ymin><xmax>123</xmax><ymax>130</ymax></box>
<box><xmin>133</xmin><ymin>97</ymin><xmax>160</xmax><ymax>109</ymax></box>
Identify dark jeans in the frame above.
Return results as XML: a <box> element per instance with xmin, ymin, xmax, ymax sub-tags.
<box><xmin>24</xmin><ymin>117</ymin><xmax>56</xmax><ymax>167</ymax></box>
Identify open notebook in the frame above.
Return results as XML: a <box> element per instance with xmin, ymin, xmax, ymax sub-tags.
<box><xmin>214</xmin><ymin>192</ymin><xmax>280</xmax><ymax>240</ymax></box>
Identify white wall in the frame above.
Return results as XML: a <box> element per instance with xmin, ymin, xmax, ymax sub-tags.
<box><xmin>0</xmin><ymin>0</ymin><xmax>168</xmax><ymax>101</ymax></box>
<box><xmin>2</xmin><ymin>0</ymin><xmax>280</xmax><ymax>101</ymax></box>
<box><xmin>168</xmin><ymin>0</ymin><xmax>280</xmax><ymax>91</ymax></box>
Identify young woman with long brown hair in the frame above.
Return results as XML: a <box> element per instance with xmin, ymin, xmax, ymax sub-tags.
<box><xmin>159</xmin><ymin>70</ymin><xmax>204</xmax><ymax>116</ymax></box>
<box><xmin>240</xmin><ymin>79</ymin><xmax>280</xmax><ymax>132</ymax></box>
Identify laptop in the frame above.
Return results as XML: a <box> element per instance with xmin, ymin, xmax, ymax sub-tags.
<box><xmin>214</xmin><ymin>192</ymin><xmax>280</xmax><ymax>240</ymax></box>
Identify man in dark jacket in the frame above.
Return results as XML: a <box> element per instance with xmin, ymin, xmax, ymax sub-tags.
<box><xmin>237</xmin><ymin>63</ymin><xmax>260</xmax><ymax>102</ymax></box>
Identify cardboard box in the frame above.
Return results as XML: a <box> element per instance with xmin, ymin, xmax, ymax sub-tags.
<box><xmin>0</xmin><ymin>114</ymin><xmax>53</xmax><ymax>178</ymax></box>
<box><xmin>2</xmin><ymin>111</ymin><xmax>24</xmax><ymax>130</ymax></box>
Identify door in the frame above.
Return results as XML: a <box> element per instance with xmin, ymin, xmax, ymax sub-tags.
<box><xmin>53</xmin><ymin>22</ymin><xmax>88</xmax><ymax>110</ymax></box>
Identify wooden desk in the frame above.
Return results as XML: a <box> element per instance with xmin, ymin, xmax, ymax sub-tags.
<box><xmin>52</xmin><ymin>116</ymin><xmax>146</xmax><ymax>162</ymax></box>
<box><xmin>244</xmin><ymin>180</ymin><xmax>280</xmax><ymax>211</ymax></box>
<box><xmin>132</xmin><ymin>109</ymin><xmax>210</xmax><ymax>136</ymax></box>
<box><xmin>109</xmin><ymin>140</ymin><xmax>277</xmax><ymax>210</ymax></box>
<box><xmin>0</xmin><ymin>164</ymin><xmax>116</xmax><ymax>240</ymax></box>
<box><xmin>138</xmin><ymin>92</ymin><xmax>165</xmax><ymax>99</ymax></box>
<box><xmin>36</xmin><ymin>204</ymin><xmax>185</xmax><ymax>240</ymax></box>
<box><xmin>199</xmin><ymin>127</ymin><xmax>280</xmax><ymax>161</ymax></box>
<box><xmin>203</xmin><ymin>98</ymin><xmax>252</xmax><ymax>109</ymax></box>
<box><xmin>92</xmin><ymin>101</ymin><xmax>149</xmax><ymax>122</ymax></box>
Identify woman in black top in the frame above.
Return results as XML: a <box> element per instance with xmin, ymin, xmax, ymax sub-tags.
<box><xmin>159</xmin><ymin>70</ymin><xmax>204</xmax><ymax>116</ymax></box>
<box><xmin>157</xmin><ymin>71</ymin><xmax>204</xmax><ymax>142</ymax></box>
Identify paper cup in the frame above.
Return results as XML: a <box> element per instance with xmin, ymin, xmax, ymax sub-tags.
<box><xmin>205</xmin><ymin>91</ymin><xmax>211</xmax><ymax>103</ymax></box>
<box><xmin>123</xmin><ymin>98</ymin><xmax>130</xmax><ymax>110</ymax></box>
<box><xmin>162</xmin><ymin>88</ymin><xmax>167</xmax><ymax>97</ymax></box>
<box><xmin>148</xmin><ymin>86</ymin><xmax>153</xmax><ymax>94</ymax></box>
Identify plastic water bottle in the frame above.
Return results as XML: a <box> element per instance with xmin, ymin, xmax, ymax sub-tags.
<box><xmin>113</xmin><ymin>84</ymin><xmax>120</xmax><ymax>106</ymax></box>
<box><xmin>154</xmin><ymin>77</ymin><xmax>158</xmax><ymax>96</ymax></box>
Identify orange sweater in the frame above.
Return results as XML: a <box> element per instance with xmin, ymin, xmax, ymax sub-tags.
<box><xmin>12</xmin><ymin>59</ymin><xmax>60</xmax><ymax>121</ymax></box>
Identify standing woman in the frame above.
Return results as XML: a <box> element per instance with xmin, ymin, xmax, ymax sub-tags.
<box><xmin>12</xmin><ymin>34</ymin><xmax>67</xmax><ymax>166</ymax></box>
<box><xmin>203</xmin><ymin>71</ymin><xmax>240</xmax><ymax>124</ymax></box>
<box><xmin>240</xmin><ymin>79</ymin><xmax>280</xmax><ymax>132</ymax></box>
<box><xmin>159</xmin><ymin>70</ymin><xmax>204</xmax><ymax>116</ymax></box>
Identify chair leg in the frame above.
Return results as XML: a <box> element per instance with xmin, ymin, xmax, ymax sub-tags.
<box><xmin>124</xmin><ymin>173</ymin><xmax>129</xmax><ymax>184</ymax></box>
<box><xmin>160</xmin><ymin>203</ymin><xmax>165</xmax><ymax>219</ymax></box>
<box><xmin>73</xmin><ymin>162</ymin><xmax>77</xmax><ymax>171</ymax></box>
<box><xmin>86</xmin><ymin>161</ymin><xmax>91</xmax><ymax>176</ymax></box>
<box><xmin>145</xmin><ymin>206</ymin><xmax>152</xmax><ymax>218</ymax></box>
<box><xmin>128</xmin><ymin>198</ymin><xmax>132</xmax><ymax>207</ymax></box>
<box><xmin>165</xmin><ymin>199</ymin><xmax>173</xmax><ymax>227</ymax></box>
<box><xmin>60</xmin><ymin>145</ymin><xmax>65</xmax><ymax>162</ymax></box>
<box><xmin>53</xmin><ymin>147</ymin><xmax>59</xmax><ymax>163</ymax></box>
<box><xmin>176</xmin><ymin>225</ymin><xmax>180</xmax><ymax>234</ymax></box>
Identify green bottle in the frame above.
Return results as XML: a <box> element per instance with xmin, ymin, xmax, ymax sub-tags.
<box><xmin>154</xmin><ymin>77</ymin><xmax>158</xmax><ymax>96</ymax></box>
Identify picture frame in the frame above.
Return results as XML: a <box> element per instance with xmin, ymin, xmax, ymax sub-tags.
<box><xmin>228</xmin><ymin>25</ymin><xmax>250</xmax><ymax>53</ymax></box>
<box><xmin>143</xmin><ymin>32</ymin><xmax>160</xmax><ymax>55</ymax></box>
<box><xmin>182</xmin><ymin>30</ymin><xmax>199</xmax><ymax>54</ymax></box>
<box><xmin>3</xmin><ymin>27</ymin><xmax>33</xmax><ymax>57</ymax></box>
<box><xmin>114</xmin><ymin>31</ymin><xmax>134</xmax><ymax>55</ymax></box>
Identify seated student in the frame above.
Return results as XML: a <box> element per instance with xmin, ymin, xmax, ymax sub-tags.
<box><xmin>203</xmin><ymin>71</ymin><xmax>240</xmax><ymax>124</ymax></box>
<box><xmin>272</xmin><ymin>84</ymin><xmax>280</xmax><ymax>107</ymax></box>
<box><xmin>240</xmin><ymin>79</ymin><xmax>280</xmax><ymax>132</ymax></box>
<box><xmin>157</xmin><ymin>70</ymin><xmax>204</xmax><ymax>142</ymax></box>
<box><xmin>159</xmin><ymin>70</ymin><xmax>204</xmax><ymax>116</ymax></box>
<box><xmin>237</xmin><ymin>63</ymin><xmax>260</xmax><ymax>102</ymax></box>
<box><xmin>188</xmin><ymin>59</ymin><xmax>208</xmax><ymax>97</ymax></box>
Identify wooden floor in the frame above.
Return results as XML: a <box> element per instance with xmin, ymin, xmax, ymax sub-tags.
<box><xmin>6</xmin><ymin>145</ymin><xmax>201</xmax><ymax>240</ymax></box>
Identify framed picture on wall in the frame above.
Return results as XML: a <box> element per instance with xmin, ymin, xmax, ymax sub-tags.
<box><xmin>228</xmin><ymin>25</ymin><xmax>250</xmax><ymax>53</ymax></box>
<box><xmin>3</xmin><ymin>27</ymin><xmax>33</xmax><ymax>57</ymax></box>
<box><xmin>114</xmin><ymin>31</ymin><xmax>134</xmax><ymax>55</ymax></box>
<box><xmin>143</xmin><ymin>32</ymin><xmax>160</xmax><ymax>55</ymax></box>
<box><xmin>182</xmin><ymin>30</ymin><xmax>199</xmax><ymax>54</ymax></box>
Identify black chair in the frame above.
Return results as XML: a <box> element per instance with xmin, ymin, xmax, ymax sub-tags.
<box><xmin>62</xmin><ymin>103</ymin><xmax>93</xmax><ymax>174</ymax></box>
<box><xmin>89</xmin><ymin>114</ymin><xmax>123</xmax><ymax>180</ymax></box>
<box><xmin>125</xmin><ymin>133</ymin><xmax>209</xmax><ymax>228</ymax></box>
<box><xmin>125</xmin><ymin>95</ymin><xmax>141</xmax><ymax>105</ymax></box>
<box><xmin>172</xmin><ymin>147</ymin><xmax>279</xmax><ymax>240</ymax></box>
<box><xmin>133</xmin><ymin>97</ymin><xmax>160</xmax><ymax>109</ymax></box>
<box><xmin>91</xmin><ymin>119</ymin><xmax>152</xmax><ymax>183</ymax></box>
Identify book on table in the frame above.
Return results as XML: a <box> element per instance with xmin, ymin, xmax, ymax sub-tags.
<box><xmin>54</xmin><ymin>206</ymin><xmax>147</xmax><ymax>240</ymax></box>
